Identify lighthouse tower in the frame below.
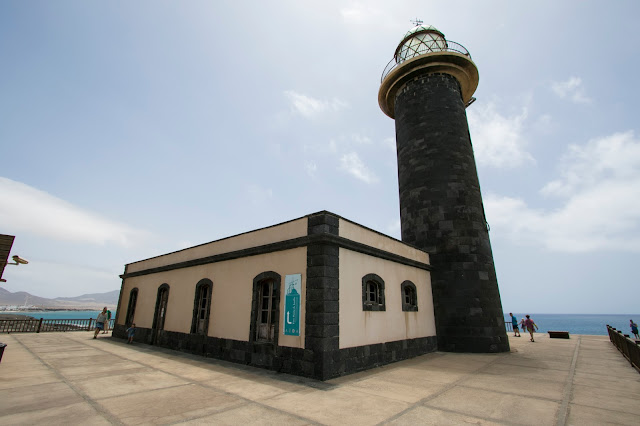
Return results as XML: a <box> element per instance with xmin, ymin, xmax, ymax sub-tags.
<box><xmin>379</xmin><ymin>24</ymin><xmax>509</xmax><ymax>353</ymax></box>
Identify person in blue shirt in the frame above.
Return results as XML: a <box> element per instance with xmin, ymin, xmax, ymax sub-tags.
<box><xmin>630</xmin><ymin>320</ymin><xmax>639</xmax><ymax>339</ymax></box>
<box><xmin>509</xmin><ymin>313</ymin><xmax>521</xmax><ymax>337</ymax></box>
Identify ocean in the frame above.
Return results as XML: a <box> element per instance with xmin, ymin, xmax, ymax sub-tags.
<box><xmin>505</xmin><ymin>313</ymin><xmax>640</xmax><ymax>336</ymax></box>
<box><xmin>5</xmin><ymin>311</ymin><xmax>638</xmax><ymax>336</ymax></box>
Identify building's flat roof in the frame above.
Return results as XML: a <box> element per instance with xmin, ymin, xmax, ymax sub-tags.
<box><xmin>1</xmin><ymin>332</ymin><xmax>638</xmax><ymax>424</ymax></box>
<box><xmin>123</xmin><ymin>210</ymin><xmax>430</xmax><ymax>277</ymax></box>
<box><xmin>126</xmin><ymin>210</ymin><xmax>425</xmax><ymax>267</ymax></box>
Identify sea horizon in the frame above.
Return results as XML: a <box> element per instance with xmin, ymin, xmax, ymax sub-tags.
<box><xmin>504</xmin><ymin>313</ymin><xmax>640</xmax><ymax>336</ymax></box>
<box><xmin>3</xmin><ymin>311</ymin><xmax>638</xmax><ymax>337</ymax></box>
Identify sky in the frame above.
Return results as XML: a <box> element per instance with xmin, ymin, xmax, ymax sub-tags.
<box><xmin>1</xmin><ymin>1</ymin><xmax>639</xmax><ymax>314</ymax></box>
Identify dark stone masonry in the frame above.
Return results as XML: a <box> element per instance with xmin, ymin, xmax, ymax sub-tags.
<box><xmin>394</xmin><ymin>73</ymin><xmax>509</xmax><ymax>353</ymax></box>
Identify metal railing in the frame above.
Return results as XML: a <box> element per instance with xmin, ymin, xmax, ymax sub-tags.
<box><xmin>505</xmin><ymin>322</ymin><xmax>513</xmax><ymax>332</ymax></box>
<box><xmin>607</xmin><ymin>325</ymin><xmax>640</xmax><ymax>373</ymax></box>
<box><xmin>381</xmin><ymin>40</ymin><xmax>471</xmax><ymax>83</ymax></box>
<box><xmin>0</xmin><ymin>318</ymin><xmax>115</xmax><ymax>333</ymax></box>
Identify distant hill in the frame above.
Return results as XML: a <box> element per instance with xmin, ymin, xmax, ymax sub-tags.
<box><xmin>0</xmin><ymin>288</ymin><xmax>118</xmax><ymax>309</ymax></box>
<box><xmin>55</xmin><ymin>290</ymin><xmax>119</xmax><ymax>305</ymax></box>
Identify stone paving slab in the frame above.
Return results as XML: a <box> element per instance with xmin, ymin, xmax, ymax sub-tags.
<box><xmin>0</xmin><ymin>402</ymin><xmax>112</xmax><ymax>426</ymax></box>
<box><xmin>338</xmin><ymin>376</ymin><xmax>447</xmax><ymax>404</ymax></box>
<box><xmin>566</xmin><ymin>404</ymin><xmax>640</xmax><ymax>426</ymax></box>
<box><xmin>0</xmin><ymin>332</ymin><xmax>639</xmax><ymax>425</ymax></box>
<box><xmin>459</xmin><ymin>371</ymin><xmax>566</xmax><ymax>400</ymax></box>
<box><xmin>263</xmin><ymin>385</ymin><xmax>412</xmax><ymax>425</ymax></box>
<box><xmin>571</xmin><ymin>384</ymin><xmax>640</xmax><ymax>416</ymax></box>
<box><xmin>0</xmin><ymin>381</ymin><xmax>84</xmax><ymax>416</ymax></box>
<box><xmin>387</xmin><ymin>405</ymin><xmax>502</xmax><ymax>425</ymax></box>
<box><xmin>179</xmin><ymin>403</ymin><xmax>312</xmax><ymax>425</ymax></box>
<box><xmin>74</xmin><ymin>368</ymin><xmax>190</xmax><ymax>400</ymax></box>
<box><xmin>425</xmin><ymin>386</ymin><xmax>560</xmax><ymax>425</ymax></box>
<box><xmin>102</xmin><ymin>383</ymin><xmax>245</xmax><ymax>424</ymax></box>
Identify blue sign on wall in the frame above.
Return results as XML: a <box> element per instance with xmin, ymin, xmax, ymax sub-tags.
<box><xmin>284</xmin><ymin>274</ymin><xmax>301</xmax><ymax>336</ymax></box>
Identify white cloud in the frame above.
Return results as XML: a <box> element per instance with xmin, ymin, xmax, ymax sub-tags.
<box><xmin>387</xmin><ymin>219</ymin><xmax>401</xmax><ymax>238</ymax></box>
<box><xmin>305</xmin><ymin>161</ymin><xmax>318</xmax><ymax>178</ymax></box>
<box><xmin>339</xmin><ymin>152</ymin><xmax>378</xmax><ymax>184</ymax></box>
<box><xmin>534</xmin><ymin>114</ymin><xmax>553</xmax><ymax>132</ymax></box>
<box><xmin>383</xmin><ymin>137</ymin><xmax>396</xmax><ymax>151</ymax></box>
<box><xmin>245</xmin><ymin>184</ymin><xmax>273</xmax><ymax>205</ymax></box>
<box><xmin>542</xmin><ymin>131</ymin><xmax>640</xmax><ymax>197</ymax></box>
<box><xmin>340</xmin><ymin>4</ymin><xmax>382</xmax><ymax>24</ymax></box>
<box><xmin>284</xmin><ymin>90</ymin><xmax>348</xmax><ymax>119</ymax></box>
<box><xmin>3</xmin><ymin>259</ymin><xmax>121</xmax><ymax>298</ymax></box>
<box><xmin>552</xmin><ymin>76</ymin><xmax>592</xmax><ymax>104</ymax></box>
<box><xmin>485</xmin><ymin>131</ymin><xmax>640</xmax><ymax>252</ymax></box>
<box><xmin>0</xmin><ymin>177</ymin><xmax>148</xmax><ymax>247</ymax></box>
<box><xmin>176</xmin><ymin>240</ymin><xmax>194</xmax><ymax>250</ymax></box>
<box><xmin>467</xmin><ymin>102</ymin><xmax>535</xmax><ymax>168</ymax></box>
<box><xmin>350</xmin><ymin>133</ymin><xmax>372</xmax><ymax>144</ymax></box>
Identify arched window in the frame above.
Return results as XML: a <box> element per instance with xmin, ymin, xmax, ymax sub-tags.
<box><xmin>401</xmin><ymin>280</ymin><xmax>418</xmax><ymax>311</ymax></box>
<box><xmin>191</xmin><ymin>279</ymin><xmax>213</xmax><ymax>335</ymax></box>
<box><xmin>153</xmin><ymin>284</ymin><xmax>170</xmax><ymax>332</ymax></box>
<box><xmin>362</xmin><ymin>273</ymin><xmax>386</xmax><ymax>311</ymax></box>
<box><xmin>125</xmin><ymin>288</ymin><xmax>138</xmax><ymax>326</ymax></box>
<box><xmin>366</xmin><ymin>281</ymin><xmax>380</xmax><ymax>303</ymax></box>
<box><xmin>250</xmin><ymin>271</ymin><xmax>281</xmax><ymax>344</ymax></box>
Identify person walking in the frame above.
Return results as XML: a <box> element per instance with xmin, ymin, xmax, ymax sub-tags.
<box><xmin>524</xmin><ymin>314</ymin><xmax>538</xmax><ymax>342</ymax></box>
<box><xmin>510</xmin><ymin>313</ymin><xmax>521</xmax><ymax>337</ymax></box>
<box><xmin>94</xmin><ymin>307</ymin><xmax>108</xmax><ymax>339</ymax></box>
<box><xmin>103</xmin><ymin>309</ymin><xmax>112</xmax><ymax>334</ymax></box>
<box><xmin>630</xmin><ymin>320</ymin><xmax>639</xmax><ymax>339</ymax></box>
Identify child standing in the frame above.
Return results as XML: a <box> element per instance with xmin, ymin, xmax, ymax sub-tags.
<box><xmin>126</xmin><ymin>323</ymin><xmax>136</xmax><ymax>344</ymax></box>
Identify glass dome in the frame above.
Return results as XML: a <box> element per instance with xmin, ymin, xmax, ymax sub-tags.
<box><xmin>394</xmin><ymin>24</ymin><xmax>448</xmax><ymax>63</ymax></box>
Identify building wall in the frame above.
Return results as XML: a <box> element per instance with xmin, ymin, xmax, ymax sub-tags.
<box><xmin>126</xmin><ymin>218</ymin><xmax>307</xmax><ymax>274</ymax></box>
<box><xmin>339</xmin><ymin>248</ymin><xmax>435</xmax><ymax>349</ymax></box>
<box><xmin>339</xmin><ymin>218</ymin><xmax>429</xmax><ymax>264</ymax></box>
<box><xmin>118</xmin><ymin>247</ymin><xmax>307</xmax><ymax>349</ymax></box>
<box><xmin>114</xmin><ymin>211</ymin><xmax>437</xmax><ymax>380</ymax></box>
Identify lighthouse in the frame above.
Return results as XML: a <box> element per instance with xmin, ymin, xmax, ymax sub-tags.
<box><xmin>379</xmin><ymin>24</ymin><xmax>509</xmax><ymax>353</ymax></box>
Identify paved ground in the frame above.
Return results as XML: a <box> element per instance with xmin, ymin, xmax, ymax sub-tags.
<box><xmin>0</xmin><ymin>331</ymin><xmax>638</xmax><ymax>425</ymax></box>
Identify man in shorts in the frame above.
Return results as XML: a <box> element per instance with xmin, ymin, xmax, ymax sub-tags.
<box><xmin>94</xmin><ymin>307</ymin><xmax>108</xmax><ymax>339</ymax></box>
<box><xmin>510</xmin><ymin>313</ymin><xmax>521</xmax><ymax>337</ymax></box>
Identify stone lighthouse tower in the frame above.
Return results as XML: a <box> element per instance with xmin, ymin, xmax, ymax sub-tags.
<box><xmin>379</xmin><ymin>24</ymin><xmax>509</xmax><ymax>353</ymax></box>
